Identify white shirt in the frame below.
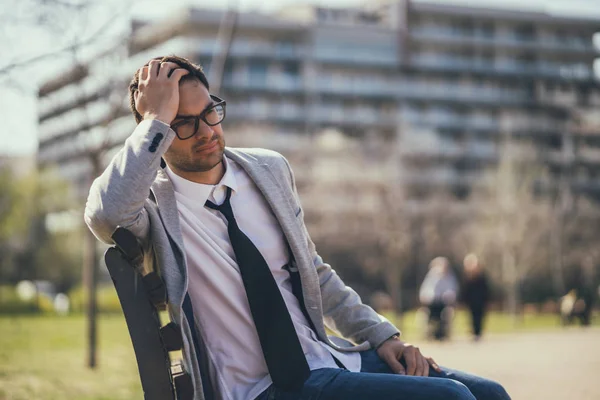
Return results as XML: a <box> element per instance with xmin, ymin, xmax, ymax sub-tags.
<box><xmin>165</xmin><ymin>156</ymin><xmax>360</xmax><ymax>400</ymax></box>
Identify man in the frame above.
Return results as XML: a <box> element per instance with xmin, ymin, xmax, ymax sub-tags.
<box><xmin>85</xmin><ymin>56</ymin><xmax>510</xmax><ymax>400</ymax></box>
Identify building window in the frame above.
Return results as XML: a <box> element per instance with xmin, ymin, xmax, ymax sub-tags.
<box><xmin>282</xmin><ymin>61</ymin><xmax>299</xmax><ymax>77</ymax></box>
<box><xmin>515</xmin><ymin>24</ymin><xmax>536</xmax><ymax>41</ymax></box>
<box><xmin>555</xmin><ymin>30</ymin><xmax>567</xmax><ymax>44</ymax></box>
<box><xmin>223</xmin><ymin>61</ymin><xmax>234</xmax><ymax>83</ymax></box>
<box><xmin>451</xmin><ymin>18</ymin><xmax>474</xmax><ymax>35</ymax></box>
<box><xmin>480</xmin><ymin>22</ymin><xmax>495</xmax><ymax>38</ymax></box>
<box><xmin>276</xmin><ymin>40</ymin><xmax>296</xmax><ymax>57</ymax></box>
<box><xmin>248</xmin><ymin>61</ymin><xmax>268</xmax><ymax>85</ymax></box>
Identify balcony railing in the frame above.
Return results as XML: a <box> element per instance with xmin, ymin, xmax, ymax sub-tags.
<box><xmin>223</xmin><ymin>76</ymin><xmax>303</xmax><ymax>92</ymax></box>
<box><xmin>404</xmin><ymin>114</ymin><xmax>500</xmax><ymax>132</ymax></box>
<box><xmin>314</xmin><ymin>45</ymin><xmax>398</xmax><ymax>66</ymax></box>
<box><xmin>410</xmin><ymin>29</ymin><xmax>598</xmax><ymax>54</ymax></box>
<box><xmin>411</xmin><ymin>56</ymin><xmax>595</xmax><ymax>81</ymax></box>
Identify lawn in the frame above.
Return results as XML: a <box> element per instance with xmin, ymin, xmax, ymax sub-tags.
<box><xmin>0</xmin><ymin>310</ymin><xmax>592</xmax><ymax>400</ymax></box>
<box><xmin>0</xmin><ymin>314</ymin><xmax>142</xmax><ymax>400</ymax></box>
<box><xmin>383</xmin><ymin>308</ymin><xmax>574</xmax><ymax>339</ymax></box>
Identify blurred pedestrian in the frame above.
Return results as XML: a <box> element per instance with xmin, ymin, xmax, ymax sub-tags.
<box><xmin>419</xmin><ymin>257</ymin><xmax>459</xmax><ymax>340</ymax></box>
<box><xmin>461</xmin><ymin>254</ymin><xmax>490</xmax><ymax>341</ymax></box>
<box><xmin>561</xmin><ymin>257</ymin><xmax>596</xmax><ymax>326</ymax></box>
<box><xmin>578</xmin><ymin>257</ymin><xmax>596</xmax><ymax>326</ymax></box>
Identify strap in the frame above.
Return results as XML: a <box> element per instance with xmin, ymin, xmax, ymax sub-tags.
<box><xmin>143</xmin><ymin>272</ymin><xmax>168</xmax><ymax>310</ymax></box>
<box><xmin>160</xmin><ymin>322</ymin><xmax>184</xmax><ymax>352</ymax></box>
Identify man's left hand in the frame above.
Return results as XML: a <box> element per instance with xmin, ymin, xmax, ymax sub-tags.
<box><xmin>376</xmin><ymin>336</ymin><xmax>441</xmax><ymax>377</ymax></box>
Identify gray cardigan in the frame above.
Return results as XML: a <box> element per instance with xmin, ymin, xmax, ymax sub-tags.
<box><xmin>84</xmin><ymin>119</ymin><xmax>400</xmax><ymax>399</ymax></box>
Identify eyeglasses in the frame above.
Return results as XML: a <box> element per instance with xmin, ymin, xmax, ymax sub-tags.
<box><xmin>171</xmin><ymin>95</ymin><xmax>226</xmax><ymax>140</ymax></box>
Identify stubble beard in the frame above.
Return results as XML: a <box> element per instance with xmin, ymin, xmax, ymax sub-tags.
<box><xmin>166</xmin><ymin>138</ymin><xmax>225</xmax><ymax>173</ymax></box>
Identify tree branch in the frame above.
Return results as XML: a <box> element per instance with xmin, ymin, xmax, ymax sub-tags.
<box><xmin>0</xmin><ymin>0</ymin><xmax>132</xmax><ymax>77</ymax></box>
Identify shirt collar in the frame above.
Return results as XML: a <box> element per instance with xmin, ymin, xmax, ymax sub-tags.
<box><xmin>165</xmin><ymin>155</ymin><xmax>238</xmax><ymax>205</ymax></box>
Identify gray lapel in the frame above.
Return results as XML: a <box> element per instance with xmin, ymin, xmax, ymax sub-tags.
<box><xmin>224</xmin><ymin>148</ymin><xmax>302</xmax><ymax>257</ymax></box>
<box><xmin>224</xmin><ymin>149</ymin><xmax>323</xmax><ymax>313</ymax></box>
<box><xmin>151</xmin><ymin>169</ymin><xmax>186</xmax><ymax>263</ymax></box>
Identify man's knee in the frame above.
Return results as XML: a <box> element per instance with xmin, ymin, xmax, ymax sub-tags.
<box><xmin>442</xmin><ymin>380</ymin><xmax>477</xmax><ymax>400</ymax></box>
<box><xmin>470</xmin><ymin>379</ymin><xmax>511</xmax><ymax>400</ymax></box>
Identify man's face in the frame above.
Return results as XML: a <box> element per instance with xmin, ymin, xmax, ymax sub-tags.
<box><xmin>164</xmin><ymin>79</ymin><xmax>225</xmax><ymax>173</ymax></box>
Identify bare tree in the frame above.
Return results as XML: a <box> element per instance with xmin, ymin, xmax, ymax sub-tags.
<box><xmin>462</xmin><ymin>138</ymin><xmax>554</xmax><ymax>320</ymax></box>
<box><xmin>0</xmin><ymin>0</ymin><xmax>132</xmax><ymax>91</ymax></box>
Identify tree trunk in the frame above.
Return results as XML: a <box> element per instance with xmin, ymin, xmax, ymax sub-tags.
<box><xmin>551</xmin><ymin>210</ymin><xmax>566</xmax><ymax>297</ymax></box>
<box><xmin>84</xmin><ymin>155</ymin><xmax>102</xmax><ymax>369</ymax></box>
<box><xmin>502</xmin><ymin>248</ymin><xmax>520</xmax><ymax>325</ymax></box>
<box><xmin>83</xmin><ymin>225</ymin><xmax>98</xmax><ymax>368</ymax></box>
<box><xmin>385</xmin><ymin>263</ymin><xmax>402</xmax><ymax>329</ymax></box>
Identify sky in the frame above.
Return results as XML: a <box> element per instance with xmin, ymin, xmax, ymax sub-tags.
<box><xmin>1</xmin><ymin>0</ymin><xmax>600</xmax><ymax>156</ymax></box>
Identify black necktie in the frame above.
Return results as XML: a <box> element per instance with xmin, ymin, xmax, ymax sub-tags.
<box><xmin>205</xmin><ymin>187</ymin><xmax>310</xmax><ymax>391</ymax></box>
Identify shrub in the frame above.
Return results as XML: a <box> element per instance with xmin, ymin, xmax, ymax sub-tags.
<box><xmin>68</xmin><ymin>284</ymin><xmax>123</xmax><ymax>314</ymax></box>
<box><xmin>0</xmin><ymin>285</ymin><xmax>42</xmax><ymax>314</ymax></box>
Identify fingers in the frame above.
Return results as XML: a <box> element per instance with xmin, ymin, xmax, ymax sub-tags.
<box><xmin>384</xmin><ymin>353</ymin><xmax>406</xmax><ymax>375</ymax></box>
<box><xmin>404</xmin><ymin>347</ymin><xmax>417</xmax><ymax>376</ymax></box>
<box><xmin>133</xmin><ymin>59</ymin><xmax>187</xmax><ymax>123</ymax></box>
<box><xmin>140</xmin><ymin>61</ymin><xmax>189</xmax><ymax>84</ymax></box>
<box><xmin>138</xmin><ymin>66</ymin><xmax>149</xmax><ymax>82</ymax></box>
<box><xmin>427</xmin><ymin>357</ymin><xmax>442</xmax><ymax>373</ymax></box>
<box><xmin>154</xmin><ymin>61</ymin><xmax>189</xmax><ymax>83</ymax></box>
<box><xmin>169</xmin><ymin>68</ymin><xmax>189</xmax><ymax>82</ymax></box>
<box><xmin>414</xmin><ymin>352</ymin><xmax>426</xmax><ymax>377</ymax></box>
<box><xmin>147</xmin><ymin>59</ymin><xmax>161</xmax><ymax>78</ymax></box>
<box><xmin>158</xmin><ymin>61</ymin><xmax>180</xmax><ymax>79</ymax></box>
<box><xmin>403</xmin><ymin>345</ymin><xmax>432</xmax><ymax>377</ymax></box>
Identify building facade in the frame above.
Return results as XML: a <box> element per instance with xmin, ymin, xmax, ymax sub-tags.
<box><xmin>37</xmin><ymin>0</ymin><xmax>600</xmax><ymax>207</ymax></box>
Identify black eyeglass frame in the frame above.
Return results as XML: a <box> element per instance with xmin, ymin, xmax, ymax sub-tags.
<box><xmin>170</xmin><ymin>95</ymin><xmax>227</xmax><ymax>140</ymax></box>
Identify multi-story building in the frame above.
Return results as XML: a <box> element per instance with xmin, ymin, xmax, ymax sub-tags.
<box><xmin>37</xmin><ymin>0</ymin><xmax>600</xmax><ymax>208</ymax></box>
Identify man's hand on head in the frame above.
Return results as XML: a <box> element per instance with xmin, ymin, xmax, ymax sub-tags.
<box><xmin>376</xmin><ymin>336</ymin><xmax>441</xmax><ymax>377</ymax></box>
<box><xmin>134</xmin><ymin>60</ymin><xmax>189</xmax><ymax>125</ymax></box>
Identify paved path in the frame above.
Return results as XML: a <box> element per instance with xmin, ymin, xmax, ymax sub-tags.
<box><xmin>415</xmin><ymin>327</ymin><xmax>600</xmax><ymax>400</ymax></box>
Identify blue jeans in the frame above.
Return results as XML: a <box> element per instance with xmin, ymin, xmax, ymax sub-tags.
<box><xmin>255</xmin><ymin>349</ymin><xmax>510</xmax><ymax>400</ymax></box>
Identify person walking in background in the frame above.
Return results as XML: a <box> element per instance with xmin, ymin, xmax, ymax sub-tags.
<box><xmin>577</xmin><ymin>256</ymin><xmax>596</xmax><ymax>326</ymax></box>
<box><xmin>419</xmin><ymin>257</ymin><xmax>459</xmax><ymax>340</ymax></box>
<box><xmin>560</xmin><ymin>257</ymin><xmax>596</xmax><ymax>326</ymax></box>
<box><xmin>461</xmin><ymin>254</ymin><xmax>490</xmax><ymax>341</ymax></box>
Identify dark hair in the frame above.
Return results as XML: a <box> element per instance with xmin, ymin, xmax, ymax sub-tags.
<box><xmin>128</xmin><ymin>55</ymin><xmax>210</xmax><ymax>124</ymax></box>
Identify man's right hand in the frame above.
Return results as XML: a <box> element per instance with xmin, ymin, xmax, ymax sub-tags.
<box><xmin>134</xmin><ymin>60</ymin><xmax>189</xmax><ymax>125</ymax></box>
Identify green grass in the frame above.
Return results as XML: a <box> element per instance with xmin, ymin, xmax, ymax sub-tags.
<box><xmin>0</xmin><ymin>310</ymin><xmax>595</xmax><ymax>399</ymax></box>
<box><xmin>0</xmin><ymin>314</ymin><xmax>142</xmax><ymax>400</ymax></box>
<box><xmin>383</xmin><ymin>308</ymin><xmax>580</xmax><ymax>339</ymax></box>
